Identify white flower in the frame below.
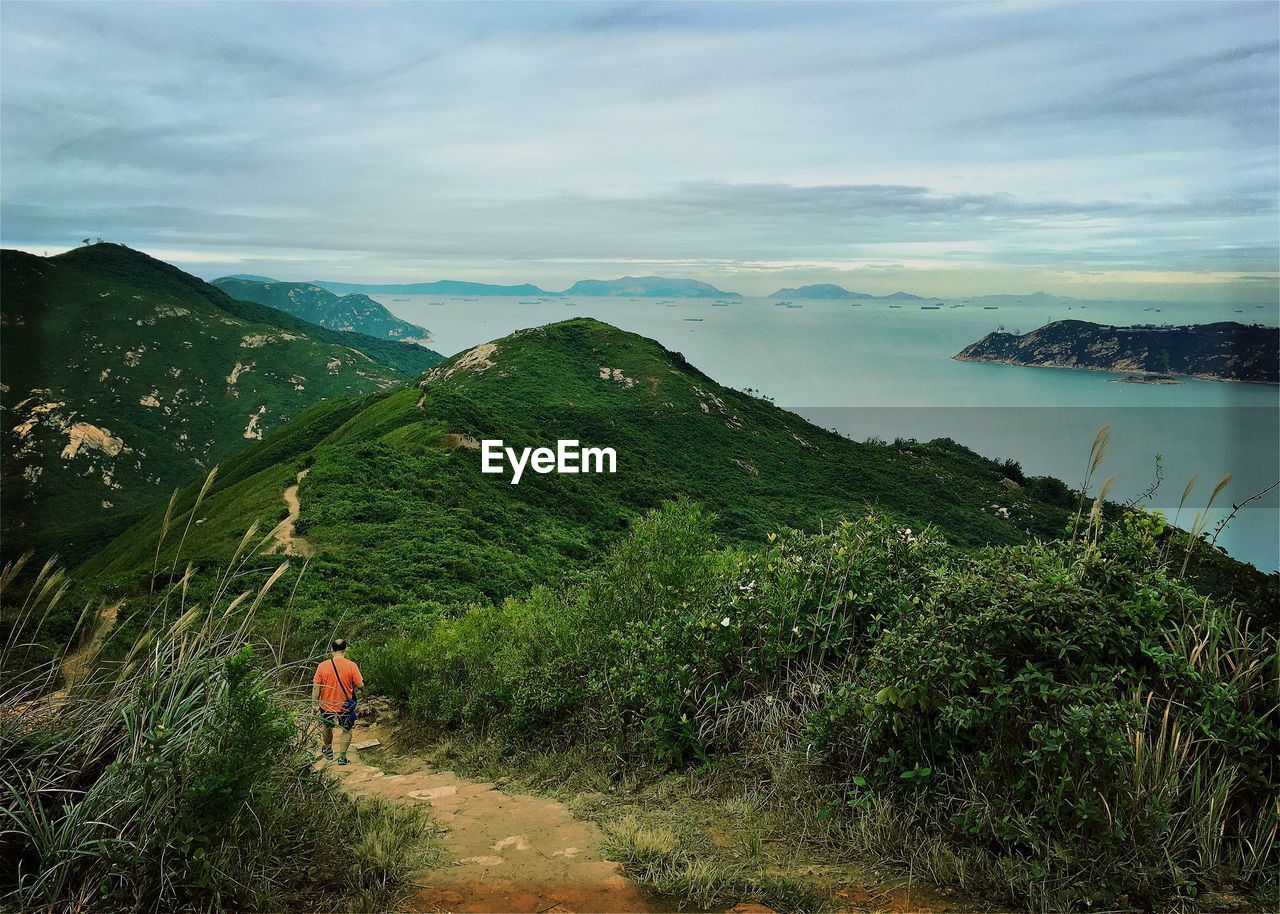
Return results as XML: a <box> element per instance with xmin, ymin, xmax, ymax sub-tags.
<box><xmin>792</xmin><ymin>626</ymin><xmax>800</xmax><ymax>635</ymax></box>
<box><xmin>720</xmin><ymin>617</ymin><xmax>731</xmax><ymax>627</ymax></box>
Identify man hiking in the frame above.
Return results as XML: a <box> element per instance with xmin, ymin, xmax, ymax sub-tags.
<box><xmin>312</xmin><ymin>638</ymin><xmax>364</xmax><ymax>765</ymax></box>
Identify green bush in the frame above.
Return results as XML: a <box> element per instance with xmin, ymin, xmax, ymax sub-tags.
<box><xmin>388</xmin><ymin>499</ymin><xmax>1277</xmax><ymax>909</ymax></box>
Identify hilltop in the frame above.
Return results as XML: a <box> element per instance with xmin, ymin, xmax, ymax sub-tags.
<box><xmin>316</xmin><ymin>279</ymin><xmax>553</xmax><ymax>297</ymax></box>
<box><xmin>768</xmin><ymin>284</ymin><xmax>923</xmax><ymax>300</ymax></box>
<box><xmin>212</xmin><ymin>277</ymin><xmax>431</xmax><ymax>343</ymax></box>
<box><xmin>563</xmin><ymin>276</ymin><xmax>741</xmax><ymax>298</ymax></box>
<box><xmin>956</xmin><ymin>319</ymin><xmax>1279</xmax><ymax>384</ymax></box>
<box><xmin>1</xmin><ymin>244</ymin><xmax>442</xmax><ymax>564</ymax></box>
<box><xmin>82</xmin><ymin>317</ymin><xmax>1091</xmax><ymax>640</ymax></box>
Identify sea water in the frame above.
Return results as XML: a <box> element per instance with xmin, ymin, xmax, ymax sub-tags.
<box><xmin>375</xmin><ymin>294</ymin><xmax>1279</xmax><ymax>571</ymax></box>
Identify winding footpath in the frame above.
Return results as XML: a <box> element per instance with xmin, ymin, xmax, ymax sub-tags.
<box><xmin>271</xmin><ymin>468</ymin><xmax>313</xmax><ymax>557</ymax></box>
<box><xmin>333</xmin><ymin>738</ymin><xmax>663</xmax><ymax>913</ymax></box>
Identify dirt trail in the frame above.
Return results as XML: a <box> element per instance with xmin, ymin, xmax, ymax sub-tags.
<box><xmin>333</xmin><ymin>737</ymin><xmax>663</xmax><ymax>914</ymax></box>
<box><xmin>271</xmin><ymin>469</ymin><xmax>313</xmax><ymax>556</ymax></box>
<box><xmin>326</xmin><ymin>717</ymin><xmax>963</xmax><ymax>914</ymax></box>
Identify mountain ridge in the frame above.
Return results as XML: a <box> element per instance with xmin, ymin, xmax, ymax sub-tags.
<box><xmin>212</xmin><ymin>277</ymin><xmax>432</xmax><ymax>343</ymax></box>
<box><xmin>1</xmin><ymin>243</ymin><xmax>442</xmax><ymax>564</ymax></box>
<box><xmin>80</xmin><ymin>316</ymin><xmax>1091</xmax><ymax>631</ymax></box>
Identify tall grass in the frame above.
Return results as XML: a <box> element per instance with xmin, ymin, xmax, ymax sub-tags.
<box><xmin>0</xmin><ymin>475</ymin><xmax>433</xmax><ymax>912</ymax></box>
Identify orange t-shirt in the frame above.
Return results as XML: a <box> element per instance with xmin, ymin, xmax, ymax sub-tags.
<box><xmin>313</xmin><ymin>656</ymin><xmax>363</xmax><ymax>712</ymax></box>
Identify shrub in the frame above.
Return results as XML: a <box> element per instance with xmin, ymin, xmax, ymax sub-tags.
<box><xmin>390</xmin><ymin>499</ymin><xmax>1277</xmax><ymax>909</ymax></box>
<box><xmin>811</xmin><ymin>512</ymin><xmax>1279</xmax><ymax>907</ymax></box>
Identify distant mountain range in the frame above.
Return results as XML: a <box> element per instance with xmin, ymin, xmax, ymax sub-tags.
<box><xmin>302</xmin><ymin>275</ymin><xmax>742</xmax><ymax>299</ymax></box>
<box><xmin>955</xmin><ymin>320</ymin><xmax>1278</xmax><ymax>384</ymax></box>
<box><xmin>315</xmin><ymin>279</ymin><xmax>554</xmax><ymax>297</ymax></box>
<box><xmin>212</xmin><ymin>278</ymin><xmax>431</xmax><ymax>343</ymax></box>
<box><xmin>213</xmin><ymin>272</ymin><xmax>1082</xmax><ymax>303</ymax></box>
<box><xmin>767</xmin><ymin>284</ymin><xmax>924</xmax><ymax>300</ymax></box>
<box><xmin>963</xmin><ymin>292</ymin><xmax>1067</xmax><ymax>305</ymax></box>
<box><xmin>562</xmin><ymin>276</ymin><xmax>741</xmax><ymax>298</ymax></box>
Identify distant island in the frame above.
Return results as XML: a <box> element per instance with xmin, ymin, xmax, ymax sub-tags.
<box><xmin>768</xmin><ymin>284</ymin><xmax>923</xmax><ymax>300</ymax></box>
<box><xmin>314</xmin><ymin>279</ymin><xmax>555</xmax><ymax>297</ymax></box>
<box><xmin>563</xmin><ymin>276</ymin><xmax>741</xmax><ymax>298</ymax></box>
<box><xmin>212</xmin><ymin>277</ymin><xmax>431</xmax><ymax>343</ymax></box>
<box><xmin>955</xmin><ymin>320</ymin><xmax>1278</xmax><ymax>384</ymax></box>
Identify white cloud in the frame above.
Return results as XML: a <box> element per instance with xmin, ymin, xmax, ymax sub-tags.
<box><xmin>1</xmin><ymin>1</ymin><xmax>1275</xmax><ymax>301</ymax></box>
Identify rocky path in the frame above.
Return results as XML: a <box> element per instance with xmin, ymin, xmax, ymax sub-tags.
<box><xmin>333</xmin><ymin>739</ymin><xmax>663</xmax><ymax>913</ymax></box>
<box><xmin>271</xmin><ymin>468</ymin><xmax>313</xmax><ymax>556</ymax></box>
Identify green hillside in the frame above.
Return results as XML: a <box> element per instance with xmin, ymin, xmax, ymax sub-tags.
<box><xmin>81</xmin><ymin>317</ymin><xmax>1089</xmax><ymax>639</ymax></box>
<box><xmin>212</xmin><ymin>277</ymin><xmax>431</xmax><ymax>343</ymax></box>
<box><xmin>0</xmin><ymin>244</ymin><xmax>441</xmax><ymax>564</ymax></box>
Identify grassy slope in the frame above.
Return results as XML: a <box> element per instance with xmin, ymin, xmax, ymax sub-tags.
<box><xmin>0</xmin><ymin>244</ymin><xmax>439</xmax><ymax>565</ymax></box>
<box><xmin>82</xmin><ymin>318</ymin><xmax>1087</xmax><ymax>644</ymax></box>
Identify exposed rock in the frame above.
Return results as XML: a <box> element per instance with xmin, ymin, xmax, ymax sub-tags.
<box><xmin>423</xmin><ymin>342</ymin><xmax>498</xmax><ymax>384</ymax></box>
<box><xmin>226</xmin><ymin>361</ymin><xmax>253</xmax><ymax>385</ymax></box>
<box><xmin>243</xmin><ymin>406</ymin><xmax>267</xmax><ymax>440</ymax></box>
<box><xmin>600</xmin><ymin>365</ymin><xmax>638</xmax><ymax>388</ymax></box>
<box><xmin>62</xmin><ymin>423</ymin><xmax>125</xmax><ymax>459</ymax></box>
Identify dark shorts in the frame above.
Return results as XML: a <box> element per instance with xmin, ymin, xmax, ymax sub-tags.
<box><xmin>319</xmin><ymin>709</ymin><xmax>356</xmax><ymax>731</ymax></box>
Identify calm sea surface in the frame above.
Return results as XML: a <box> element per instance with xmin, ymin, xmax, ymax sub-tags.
<box><xmin>374</xmin><ymin>293</ymin><xmax>1279</xmax><ymax>571</ymax></box>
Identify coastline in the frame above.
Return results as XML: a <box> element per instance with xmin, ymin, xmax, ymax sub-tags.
<box><xmin>952</xmin><ymin>354</ymin><xmax>1279</xmax><ymax>386</ymax></box>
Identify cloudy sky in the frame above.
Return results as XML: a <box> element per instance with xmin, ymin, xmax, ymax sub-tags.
<box><xmin>2</xmin><ymin>1</ymin><xmax>1276</xmax><ymax>299</ymax></box>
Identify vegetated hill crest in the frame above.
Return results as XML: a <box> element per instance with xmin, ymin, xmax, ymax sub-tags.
<box><xmin>956</xmin><ymin>319</ymin><xmax>1279</xmax><ymax>384</ymax></box>
<box><xmin>0</xmin><ymin>243</ymin><xmax>442</xmax><ymax>565</ymax></box>
<box><xmin>212</xmin><ymin>277</ymin><xmax>431</xmax><ymax>343</ymax></box>
<box><xmin>79</xmin><ymin>316</ymin><xmax>1082</xmax><ymax>611</ymax></box>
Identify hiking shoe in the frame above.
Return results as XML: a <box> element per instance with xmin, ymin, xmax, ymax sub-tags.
<box><xmin>321</xmin><ymin>746</ymin><xmax>334</xmax><ymax>760</ymax></box>
<box><xmin>337</xmin><ymin>755</ymin><xmax>349</xmax><ymax>766</ymax></box>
